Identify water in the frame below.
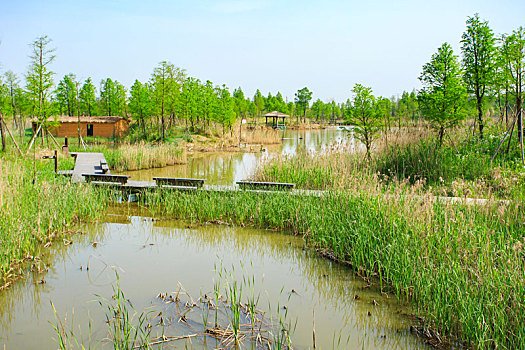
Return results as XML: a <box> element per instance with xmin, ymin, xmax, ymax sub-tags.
<box><xmin>120</xmin><ymin>127</ymin><xmax>352</xmax><ymax>185</ymax></box>
<box><xmin>0</xmin><ymin>205</ymin><xmax>429</xmax><ymax>349</ymax></box>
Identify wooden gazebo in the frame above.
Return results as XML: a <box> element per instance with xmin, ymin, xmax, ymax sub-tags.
<box><xmin>264</xmin><ymin>111</ymin><xmax>289</xmax><ymax>128</ymax></box>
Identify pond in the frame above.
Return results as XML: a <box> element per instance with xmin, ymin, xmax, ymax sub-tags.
<box><xmin>0</xmin><ymin>205</ymin><xmax>429</xmax><ymax>349</ymax></box>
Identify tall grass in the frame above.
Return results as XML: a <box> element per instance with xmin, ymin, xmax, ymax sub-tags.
<box><xmin>0</xmin><ymin>157</ymin><xmax>108</xmax><ymax>287</ymax></box>
<box><xmin>255</xmin><ymin>127</ymin><xmax>525</xmax><ymax>200</ymax></box>
<box><xmin>69</xmin><ymin>142</ymin><xmax>186</xmax><ymax>171</ymax></box>
<box><xmin>142</xmin><ymin>188</ymin><xmax>525</xmax><ymax>349</ymax></box>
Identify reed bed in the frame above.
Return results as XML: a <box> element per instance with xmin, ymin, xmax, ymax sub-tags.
<box><xmin>255</xmin><ymin>128</ymin><xmax>525</xmax><ymax>200</ymax></box>
<box><xmin>0</xmin><ymin>157</ymin><xmax>108</xmax><ymax>287</ymax></box>
<box><xmin>70</xmin><ymin>142</ymin><xmax>186</xmax><ymax>171</ymax></box>
<box><xmin>142</xmin><ymin>187</ymin><xmax>525</xmax><ymax>349</ymax></box>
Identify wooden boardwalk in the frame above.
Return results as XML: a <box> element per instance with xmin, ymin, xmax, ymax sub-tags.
<box><xmin>70</xmin><ymin>152</ymin><xmax>108</xmax><ymax>183</ymax></box>
<box><xmin>67</xmin><ymin>152</ymin><xmax>508</xmax><ymax>205</ymax></box>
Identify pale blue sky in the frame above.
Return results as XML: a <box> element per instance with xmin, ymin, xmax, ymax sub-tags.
<box><xmin>1</xmin><ymin>0</ymin><xmax>524</xmax><ymax>102</ymax></box>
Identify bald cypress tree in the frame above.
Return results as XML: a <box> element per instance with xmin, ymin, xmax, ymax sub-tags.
<box><xmin>461</xmin><ymin>13</ymin><xmax>496</xmax><ymax>139</ymax></box>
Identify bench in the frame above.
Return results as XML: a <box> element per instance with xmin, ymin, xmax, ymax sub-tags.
<box><xmin>100</xmin><ymin>160</ymin><xmax>109</xmax><ymax>174</ymax></box>
<box><xmin>82</xmin><ymin>173</ymin><xmax>130</xmax><ymax>185</ymax></box>
<box><xmin>236</xmin><ymin>181</ymin><xmax>295</xmax><ymax>191</ymax></box>
<box><xmin>153</xmin><ymin>177</ymin><xmax>205</xmax><ymax>189</ymax></box>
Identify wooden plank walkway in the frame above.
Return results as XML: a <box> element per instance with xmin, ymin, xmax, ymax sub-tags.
<box><xmin>67</xmin><ymin>152</ymin><xmax>509</xmax><ymax>205</ymax></box>
<box><xmin>70</xmin><ymin>152</ymin><xmax>108</xmax><ymax>183</ymax></box>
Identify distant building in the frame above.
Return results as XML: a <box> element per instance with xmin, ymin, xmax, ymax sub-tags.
<box><xmin>264</xmin><ymin>111</ymin><xmax>289</xmax><ymax>128</ymax></box>
<box><xmin>32</xmin><ymin>116</ymin><xmax>129</xmax><ymax>138</ymax></box>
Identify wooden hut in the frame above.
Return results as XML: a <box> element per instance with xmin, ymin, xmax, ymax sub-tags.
<box><xmin>264</xmin><ymin>111</ymin><xmax>289</xmax><ymax>128</ymax></box>
<box><xmin>32</xmin><ymin>116</ymin><xmax>129</xmax><ymax>138</ymax></box>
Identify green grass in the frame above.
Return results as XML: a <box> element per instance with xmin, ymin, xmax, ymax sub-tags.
<box><xmin>142</xmin><ymin>188</ymin><xmax>525</xmax><ymax>349</ymax></box>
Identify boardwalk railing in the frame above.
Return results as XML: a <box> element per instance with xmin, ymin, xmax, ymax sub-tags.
<box><xmin>154</xmin><ymin>177</ymin><xmax>205</xmax><ymax>189</ymax></box>
<box><xmin>237</xmin><ymin>181</ymin><xmax>295</xmax><ymax>191</ymax></box>
<box><xmin>82</xmin><ymin>173</ymin><xmax>130</xmax><ymax>185</ymax></box>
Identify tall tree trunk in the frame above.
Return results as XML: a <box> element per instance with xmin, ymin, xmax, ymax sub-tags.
<box><xmin>477</xmin><ymin>97</ymin><xmax>484</xmax><ymax>139</ymax></box>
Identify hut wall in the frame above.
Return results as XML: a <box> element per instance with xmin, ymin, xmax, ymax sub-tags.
<box><xmin>49</xmin><ymin>121</ymin><xmax>129</xmax><ymax>138</ymax></box>
<box><xmin>113</xmin><ymin>120</ymin><xmax>130</xmax><ymax>137</ymax></box>
<box><xmin>49</xmin><ymin>122</ymin><xmax>87</xmax><ymax>137</ymax></box>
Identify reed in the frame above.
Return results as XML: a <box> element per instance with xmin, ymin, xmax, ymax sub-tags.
<box><xmin>69</xmin><ymin>142</ymin><xmax>186</xmax><ymax>172</ymax></box>
<box><xmin>255</xmin><ymin>127</ymin><xmax>525</xmax><ymax>200</ymax></box>
<box><xmin>0</xmin><ymin>157</ymin><xmax>108</xmax><ymax>287</ymax></box>
<box><xmin>142</xmin><ymin>187</ymin><xmax>525</xmax><ymax>349</ymax></box>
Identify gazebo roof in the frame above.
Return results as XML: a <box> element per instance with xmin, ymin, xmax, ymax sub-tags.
<box><xmin>263</xmin><ymin>111</ymin><xmax>289</xmax><ymax>117</ymax></box>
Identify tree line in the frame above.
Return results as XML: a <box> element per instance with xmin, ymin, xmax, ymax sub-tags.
<box><xmin>0</xmin><ymin>35</ymin><xmax>426</xmax><ymax>144</ymax></box>
<box><xmin>345</xmin><ymin>14</ymin><xmax>525</xmax><ymax>162</ymax></box>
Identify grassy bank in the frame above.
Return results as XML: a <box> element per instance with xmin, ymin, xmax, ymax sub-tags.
<box><xmin>256</xmin><ymin>125</ymin><xmax>525</xmax><ymax>200</ymax></box>
<box><xmin>142</xmin><ymin>188</ymin><xmax>525</xmax><ymax>348</ymax></box>
<box><xmin>0</xmin><ymin>157</ymin><xmax>108</xmax><ymax>288</ymax></box>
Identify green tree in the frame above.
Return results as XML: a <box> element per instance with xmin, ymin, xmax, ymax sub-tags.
<box><xmin>129</xmin><ymin>79</ymin><xmax>153</xmax><ymax>139</ymax></box>
<box><xmin>346</xmin><ymin>84</ymin><xmax>382</xmax><ymax>160</ymax></box>
<box><xmin>418</xmin><ymin>43</ymin><xmax>467</xmax><ymax>144</ymax></box>
<box><xmin>79</xmin><ymin>78</ymin><xmax>96</xmax><ymax>116</ymax></box>
<box><xmin>114</xmin><ymin>81</ymin><xmax>127</xmax><ymax>117</ymax></box>
<box><xmin>25</xmin><ymin>35</ymin><xmax>56</xmax><ymax>138</ymax></box>
<box><xmin>294</xmin><ymin>87</ymin><xmax>312</xmax><ymax>123</ymax></box>
<box><xmin>99</xmin><ymin>78</ymin><xmax>126</xmax><ymax>117</ymax></box>
<box><xmin>202</xmin><ymin>80</ymin><xmax>218</xmax><ymax>129</ymax></box>
<box><xmin>100</xmin><ymin>78</ymin><xmax>116</xmax><ymax>116</ymax></box>
<box><xmin>376</xmin><ymin>97</ymin><xmax>392</xmax><ymax>139</ymax></box>
<box><xmin>217</xmin><ymin>85</ymin><xmax>236</xmax><ymax>135</ymax></box>
<box><xmin>274</xmin><ymin>91</ymin><xmax>286</xmax><ymax>112</ymax></box>
<box><xmin>150</xmin><ymin>61</ymin><xmax>179</xmax><ymax>139</ymax></box>
<box><xmin>233</xmin><ymin>87</ymin><xmax>248</xmax><ymax>120</ymax></box>
<box><xmin>181</xmin><ymin>76</ymin><xmax>202</xmax><ymax>129</ymax></box>
<box><xmin>3</xmin><ymin>71</ymin><xmax>23</xmax><ymax>135</ymax></box>
<box><xmin>461</xmin><ymin>13</ymin><xmax>496</xmax><ymax>139</ymax></box>
<box><xmin>253</xmin><ymin>89</ymin><xmax>265</xmax><ymax>120</ymax></box>
<box><xmin>311</xmin><ymin>99</ymin><xmax>324</xmax><ymax>122</ymax></box>
<box><xmin>55</xmin><ymin>73</ymin><xmax>78</xmax><ymax>116</ymax></box>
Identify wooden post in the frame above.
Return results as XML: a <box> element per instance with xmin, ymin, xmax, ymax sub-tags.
<box><xmin>238</xmin><ymin>120</ymin><xmax>242</xmax><ymax>148</ymax></box>
<box><xmin>54</xmin><ymin>150</ymin><xmax>58</xmax><ymax>173</ymax></box>
<box><xmin>0</xmin><ymin>111</ymin><xmax>5</xmax><ymax>152</ymax></box>
<box><xmin>519</xmin><ymin>109</ymin><xmax>525</xmax><ymax>165</ymax></box>
<box><xmin>27</xmin><ymin>123</ymin><xmax>43</xmax><ymax>152</ymax></box>
<box><xmin>63</xmin><ymin>136</ymin><xmax>69</xmax><ymax>156</ymax></box>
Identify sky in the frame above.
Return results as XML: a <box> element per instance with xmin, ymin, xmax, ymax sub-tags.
<box><xmin>0</xmin><ymin>0</ymin><xmax>524</xmax><ymax>103</ymax></box>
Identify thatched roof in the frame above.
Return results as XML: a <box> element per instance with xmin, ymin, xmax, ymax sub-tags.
<box><xmin>32</xmin><ymin>116</ymin><xmax>126</xmax><ymax>124</ymax></box>
<box><xmin>264</xmin><ymin>111</ymin><xmax>289</xmax><ymax>117</ymax></box>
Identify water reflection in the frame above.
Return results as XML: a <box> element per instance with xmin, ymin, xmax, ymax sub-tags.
<box><xmin>0</xmin><ymin>205</ymin><xmax>429</xmax><ymax>349</ymax></box>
